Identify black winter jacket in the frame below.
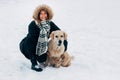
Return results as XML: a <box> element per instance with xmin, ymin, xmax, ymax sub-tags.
<box><xmin>19</xmin><ymin>20</ymin><xmax>68</xmax><ymax>61</ymax></box>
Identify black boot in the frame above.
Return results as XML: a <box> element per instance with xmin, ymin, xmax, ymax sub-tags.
<box><xmin>30</xmin><ymin>55</ymin><xmax>43</xmax><ymax>72</ymax></box>
<box><xmin>31</xmin><ymin>64</ymin><xmax>43</xmax><ymax>72</ymax></box>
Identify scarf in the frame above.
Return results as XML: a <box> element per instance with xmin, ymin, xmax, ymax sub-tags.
<box><xmin>36</xmin><ymin>20</ymin><xmax>50</xmax><ymax>56</ymax></box>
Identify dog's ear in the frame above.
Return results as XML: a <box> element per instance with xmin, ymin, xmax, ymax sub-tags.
<box><xmin>63</xmin><ymin>31</ymin><xmax>67</xmax><ymax>40</ymax></box>
<box><xmin>50</xmin><ymin>31</ymin><xmax>54</xmax><ymax>39</ymax></box>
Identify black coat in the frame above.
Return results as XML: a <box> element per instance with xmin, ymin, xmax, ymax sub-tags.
<box><xmin>19</xmin><ymin>20</ymin><xmax>68</xmax><ymax>66</ymax></box>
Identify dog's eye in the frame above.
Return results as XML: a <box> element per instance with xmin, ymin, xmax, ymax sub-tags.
<box><xmin>55</xmin><ymin>36</ymin><xmax>58</xmax><ymax>38</ymax></box>
<box><xmin>61</xmin><ymin>35</ymin><xmax>63</xmax><ymax>37</ymax></box>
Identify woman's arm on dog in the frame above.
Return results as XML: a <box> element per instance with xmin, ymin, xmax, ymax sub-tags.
<box><xmin>64</xmin><ymin>40</ymin><xmax>68</xmax><ymax>51</ymax></box>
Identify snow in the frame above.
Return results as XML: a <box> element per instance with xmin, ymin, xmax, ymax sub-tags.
<box><xmin>0</xmin><ymin>0</ymin><xmax>120</xmax><ymax>80</ymax></box>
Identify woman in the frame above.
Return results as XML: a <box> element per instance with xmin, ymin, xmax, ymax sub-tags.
<box><xmin>19</xmin><ymin>4</ymin><xmax>68</xmax><ymax>72</ymax></box>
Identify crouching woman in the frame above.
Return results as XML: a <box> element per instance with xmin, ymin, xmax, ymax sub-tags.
<box><xmin>19</xmin><ymin>4</ymin><xmax>68</xmax><ymax>72</ymax></box>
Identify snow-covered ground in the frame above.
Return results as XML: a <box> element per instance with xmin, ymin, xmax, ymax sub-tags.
<box><xmin>0</xmin><ymin>0</ymin><xmax>120</xmax><ymax>80</ymax></box>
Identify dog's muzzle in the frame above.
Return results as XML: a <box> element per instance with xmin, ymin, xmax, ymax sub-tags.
<box><xmin>58</xmin><ymin>40</ymin><xmax>62</xmax><ymax>46</ymax></box>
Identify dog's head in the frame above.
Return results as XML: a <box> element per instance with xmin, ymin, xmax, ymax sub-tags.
<box><xmin>50</xmin><ymin>30</ymin><xmax>67</xmax><ymax>46</ymax></box>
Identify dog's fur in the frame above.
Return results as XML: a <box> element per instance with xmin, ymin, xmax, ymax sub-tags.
<box><xmin>45</xmin><ymin>30</ymin><xmax>72</xmax><ymax>68</ymax></box>
<box><xmin>45</xmin><ymin>52</ymin><xmax>62</xmax><ymax>68</ymax></box>
<box><xmin>61</xmin><ymin>52</ymin><xmax>72</xmax><ymax>67</ymax></box>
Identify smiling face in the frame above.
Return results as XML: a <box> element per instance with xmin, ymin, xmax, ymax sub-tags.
<box><xmin>39</xmin><ymin>10</ymin><xmax>48</xmax><ymax>21</ymax></box>
<box><xmin>50</xmin><ymin>31</ymin><xmax>67</xmax><ymax>46</ymax></box>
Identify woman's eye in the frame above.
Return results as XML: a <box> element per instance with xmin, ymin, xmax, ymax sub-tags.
<box><xmin>55</xmin><ymin>36</ymin><xmax>58</xmax><ymax>38</ymax></box>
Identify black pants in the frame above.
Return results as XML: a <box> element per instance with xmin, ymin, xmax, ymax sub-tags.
<box><xmin>19</xmin><ymin>38</ymin><xmax>30</xmax><ymax>59</ymax></box>
<box><xmin>19</xmin><ymin>38</ymin><xmax>47</xmax><ymax>66</ymax></box>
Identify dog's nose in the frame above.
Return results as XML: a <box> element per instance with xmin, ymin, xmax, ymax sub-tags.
<box><xmin>59</xmin><ymin>40</ymin><xmax>62</xmax><ymax>44</ymax></box>
<box><xmin>58</xmin><ymin>40</ymin><xmax>62</xmax><ymax>46</ymax></box>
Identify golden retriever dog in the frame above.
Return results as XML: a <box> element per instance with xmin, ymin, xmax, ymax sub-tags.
<box><xmin>45</xmin><ymin>30</ymin><xmax>73</xmax><ymax>68</ymax></box>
